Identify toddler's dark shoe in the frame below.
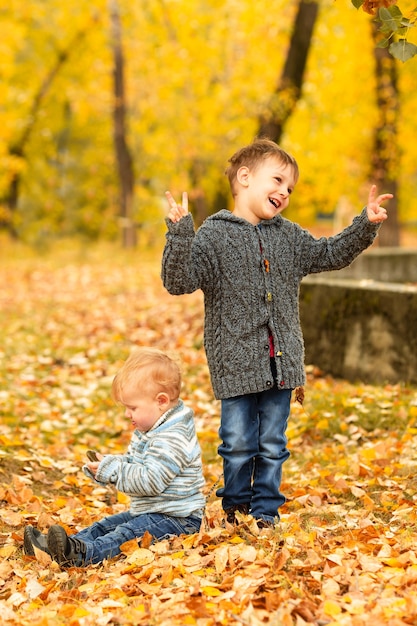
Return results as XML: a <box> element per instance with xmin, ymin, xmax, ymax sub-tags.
<box><xmin>47</xmin><ymin>525</ymin><xmax>87</xmax><ymax>567</ymax></box>
<box><xmin>24</xmin><ymin>525</ymin><xmax>51</xmax><ymax>557</ymax></box>
<box><xmin>224</xmin><ymin>503</ymin><xmax>250</xmax><ymax>524</ymax></box>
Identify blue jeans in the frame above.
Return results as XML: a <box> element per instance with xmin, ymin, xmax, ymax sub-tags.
<box><xmin>73</xmin><ymin>511</ymin><xmax>202</xmax><ymax>565</ymax></box>
<box><xmin>217</xmin><ymin>387</ymin><xmax>292</xmax><ymax>523</ymax></box>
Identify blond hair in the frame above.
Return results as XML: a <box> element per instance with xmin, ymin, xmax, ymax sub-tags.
<box><xmin>225</xmin><ymin>138</ymin><xmax>299</xmax><ymax>196</ymax></box>
<box><xmin>112</xmin><ymin>348</ymin><xmax>181</xmax><ymax>403</ymax></box>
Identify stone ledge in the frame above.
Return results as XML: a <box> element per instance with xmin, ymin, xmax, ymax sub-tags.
<box><xmin>318</xmin><ymin>248</ymin><xmax>417</xmax><ymax>284</ymax></box>
<box><xmin>300</xmin><ymin>277</ymin><xmax>417</xmax><ymax>384</ymax></box>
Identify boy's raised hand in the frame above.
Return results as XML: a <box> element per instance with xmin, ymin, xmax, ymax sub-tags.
<box><xmin>165</xmin><ymin>191</ymin><xmax>188</xmax><ymax>223</ymax></box>
<box><xmin>366</xmin><ymin>184</ymin><xmax>392</xmax><ymax>224</ymax></box>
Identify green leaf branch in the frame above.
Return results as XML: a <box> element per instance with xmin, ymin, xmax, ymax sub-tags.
<box><xmin>353</xmin><ymin>1</ymin><xmax>417</xmax><ymax>61</ymax></box>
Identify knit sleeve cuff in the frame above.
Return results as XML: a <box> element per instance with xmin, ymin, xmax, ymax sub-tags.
<box><xmin>358</xmin><ymin>207</ymin><xmax>381</xmax><ymax>233</ymax></box>
<box><xmin>94</xmin><ymin>456</ymin><xmax>120</xmax><ymax>484</ymax></box>
<box><xmin>165</xmin><ymin>213</ymin><xmax>195</xmax><ymax>236</ymax></box>
<box><xmin>82</xmin><ymin>464</ymin><xmax>108</xmax><ymax>487</ymax></box>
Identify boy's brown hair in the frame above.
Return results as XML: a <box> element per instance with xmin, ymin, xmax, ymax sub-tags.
<box><xmin>225</xmin><ymin>138</ymin><xmax>299</xmax><ymax>196</ymax></box>
<box><xmin>112</xmin><ymin>348</ymin><xmax>181</xmax><ymax>403</ymax></box>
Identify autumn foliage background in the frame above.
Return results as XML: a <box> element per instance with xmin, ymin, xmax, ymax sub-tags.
<box><xmin>1</xmin><ymin>0</ymin><xmax>417</xmax><ymax>245</ymax></box>
<box><xmin>2</xmin><ymin>0</ymin><xmax>417</xmax><ymax>624</ymax></box>
<box><xmin>1</xmin><ymin>242</ymin><xmax>417</xmax><ymax>626</ymax></box>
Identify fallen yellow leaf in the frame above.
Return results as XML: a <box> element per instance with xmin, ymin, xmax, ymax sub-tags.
<box><xmin>126</xmin><ymin>547</ymin><xmax>155</xmax><ymax>566</ymax></box>
<box><xmin>323</xmin><ymin>599</ymin><xmax>342</xmax><ymax>617</ymax></box>
<box><xmin>202</xmin><ymin>586</ymin><xmax>222</xmax><ymax>597</ymax></box>
<box><xmin>0</xmin><ymin>545</ymin><xmax>17</xmax><ymax>558</ymax></box>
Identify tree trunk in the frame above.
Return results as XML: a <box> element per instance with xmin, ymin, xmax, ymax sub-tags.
<box><xmin>370</xmin><ymin>20</ymin><xmax>400</xmax><ymax>247</ymax></box>
<box><xmin>108</xmin><ymin>0</ymin><xmax>136</xmax><ymax>248</ymax></box>
<box><xmin>257</xmin><ymin>0</ymin><xmax>319</xmax><ymax>143</ymax></box>
<box><xmin>202</xmin><ymin>0</ymin><xmax>320</xmax><ymax>224</ymax></box>
<box><xmin>0</xmin><ymin>29</ymin><xmax>87</xmax><ymax>237</ymax></box>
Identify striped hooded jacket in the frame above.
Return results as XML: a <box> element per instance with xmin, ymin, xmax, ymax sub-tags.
<box><xmin>83</xmin><ymin>400</ymin><xmax>205</xmax><ymax>518</ymax></box>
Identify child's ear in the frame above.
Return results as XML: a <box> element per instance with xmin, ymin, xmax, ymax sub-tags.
<box><xmin>236</xmin><ymin>166</ymin><xmax>250</xmax><ymax>187</ymax></box>
<box><xmin>156</xmin><ymin>392</ymin><xmax>170</xmax><ymax>411</ymax></box>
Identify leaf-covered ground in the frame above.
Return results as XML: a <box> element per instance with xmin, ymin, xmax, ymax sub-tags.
<box><xmin>1</xmin><ymin>242</ymin><xmax>417</xmax><ymax>626</ymax></box>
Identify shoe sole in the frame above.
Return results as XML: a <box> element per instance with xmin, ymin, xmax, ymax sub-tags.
<box><xmin>23</xmin><ymin>526</ymin><xmax>35</xmax><ymax>557</ymax></box>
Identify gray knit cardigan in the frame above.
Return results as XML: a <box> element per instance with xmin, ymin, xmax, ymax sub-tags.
<box><xmin>162</xmin><ymin>209</ymin><xmax>379</xmax><ymax>399</ymax></box>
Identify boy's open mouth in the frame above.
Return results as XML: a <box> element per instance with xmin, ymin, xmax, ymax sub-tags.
<box><xmin>269</xmin><ymin>198</ymin><xmax>280</xmax><ymax>209</ymax></box>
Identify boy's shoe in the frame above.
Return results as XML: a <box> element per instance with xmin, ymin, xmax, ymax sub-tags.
<box><xmin>24</xmin><ymin>525</ymin><xmax>51</xmax><ymax>557</ymax></box>
<box><xmin>256</xmin><ymin>518</ymin><xmax>275</xmax><ymax>530</ymax></box>
<box><xmin>47</xmin><ymin>525</ymin><xmax>87</xmax><ymax>567</ymax></box>
<box><xmin>224</xmin><ymin>503</ymin><xmax>250</xmax><ymax>524</ymax></box>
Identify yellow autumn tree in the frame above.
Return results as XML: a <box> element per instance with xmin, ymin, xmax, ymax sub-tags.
<box><xmin>0</xmin><ymin>0</ymin><xmax>416</xmax><ymax>244</ymax></box>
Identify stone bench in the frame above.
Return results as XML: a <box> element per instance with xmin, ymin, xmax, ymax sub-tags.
<box><xmin>300</xmin><ymin>276</ymin><xmax>417</xmax><ymax>385</ymax></box>
<box><xmin>319</xmin><ymin>248</ymin><xmax>417</xmax><ymax>284</ymax></box>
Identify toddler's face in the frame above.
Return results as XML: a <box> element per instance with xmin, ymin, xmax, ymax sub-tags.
<box><xmin>121</xmin><ymin>386</ymin><xmax>163</xmax><ymax>432</ymax></box>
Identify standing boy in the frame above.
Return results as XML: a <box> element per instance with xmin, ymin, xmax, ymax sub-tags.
<box><xmin>24</xmin><ymin>348</ymin><xmax>205</xmax><ymax>566</ymax></box>
<box><xmin>162</xmin><ymin>138</ymin><xmax>391</xmax><ymax>527</ymax></box>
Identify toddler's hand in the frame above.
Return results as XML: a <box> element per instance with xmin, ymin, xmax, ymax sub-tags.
<box><xmin>165</xmin><ymin>191</ymin><xmax>188</xmax><ymax>223</ymax></box>
<box><xmin>366</xmin><ymin>185</ymin><xmax>392</xmax><ymax>224</ymax></box>
<box><xmin>86</xmin><ymin>450</ymin><xmax>104</xmax><ymax>476</ymax></box>
<box><xmin>86</xmin><ymin>461</ymin><xmax>102</xmax><ymax>476</ymax></box>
